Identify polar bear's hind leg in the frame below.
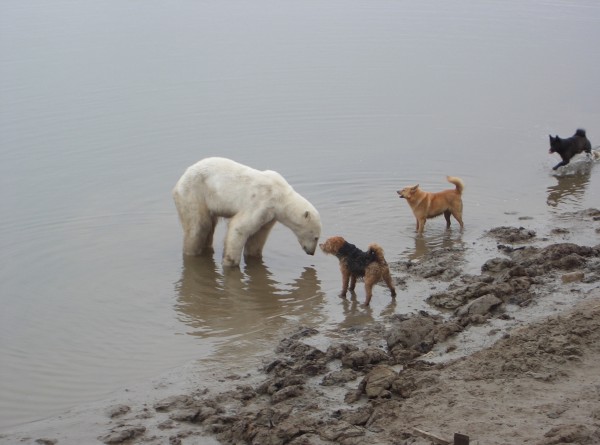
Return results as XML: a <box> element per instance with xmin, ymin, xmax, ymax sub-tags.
<box><xmin>203</xmin><ymin>215</ymin><xmax>218</xmax><ymax>250</ymax></box>
<box><xmin>174</xmin><ymin>189</ymin><xmax>216</xmax><ymax>256</ymax></box>
<box><xmin>182</xmin><ymin>211</ymin><xmax>216</xmax><ymax>256</ymax></box>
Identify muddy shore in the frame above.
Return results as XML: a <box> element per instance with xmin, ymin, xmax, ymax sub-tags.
<box><xmin>2</xmin><ymin>209</ymin><xmax>600</xmax><ymax>445</ymax></box>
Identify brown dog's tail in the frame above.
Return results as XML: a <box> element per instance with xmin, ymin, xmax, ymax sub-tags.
<box><xmin>446</xmin><ymin>176</ymin><xmax>464</xmax><ymax>194</ymax></box>
<box><xmin>367</xmin><ymin>243</ymin><xmax>387</xmax><ymax>264</ymax></box>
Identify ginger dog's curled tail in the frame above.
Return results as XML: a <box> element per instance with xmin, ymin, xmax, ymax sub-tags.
<box><xmin>446</xmin><ymin>176</ymin><xmax>464</xmax><ymax>194</ymax></box>
<box><xmin>367</xmin><ymin>244</ymin><xmax>387</xmax><ymax>264</ymax></box>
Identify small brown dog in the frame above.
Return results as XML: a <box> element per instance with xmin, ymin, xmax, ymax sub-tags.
<box><xmin>397</xmin><ymin>176</ymin><xmax>464</xmax><ymax>234</ymax></box>
<box><xmin>320</xmin><ymin>236</ymin><xmax>396</xmax><ymax>306</ymax></box>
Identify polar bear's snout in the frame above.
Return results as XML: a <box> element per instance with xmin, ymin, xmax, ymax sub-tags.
<box><xmin>296</xmin><ymin>210</ymin><xmax>321</xmax><ymax>256</ymax></box>
<box><xmin>300</xmin><ymin>235</ymin><xmax>320</xmax><ymax>256</ymax></box>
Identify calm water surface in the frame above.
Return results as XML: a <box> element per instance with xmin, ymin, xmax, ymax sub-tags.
<box><xmin>1</xmin><ymin>0</ymin><xmax>600</xmax><ymax>429</ymax></box>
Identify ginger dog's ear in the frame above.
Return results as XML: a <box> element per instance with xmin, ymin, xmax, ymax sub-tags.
<box><xmin>412</xmin><ymin>184</ymin><xmax>419</xmax><ymax>191</ymax></box>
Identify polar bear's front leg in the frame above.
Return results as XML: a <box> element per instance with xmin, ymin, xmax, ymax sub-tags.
<box><xmin>244</xmin><ymin>219</ymin><xmax>276</xmax><ymax>259</ymax></box>
<box><xmin>223</xmin><ymin>214</ymin><xmax>255</xmax><ymax>267</ymax></box>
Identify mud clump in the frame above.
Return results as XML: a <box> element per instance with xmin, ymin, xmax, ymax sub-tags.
<box><xmin>539</xmin><ymin>424</ymin><xmax>600</xmax><ymax>445</ymax></box>
<box><xmin>99</xmin><ymin>425</ymin><xmax>146</xmax><ymax>444</ymax></box>
<box><xmin>385</xmin><ymin>312</ymin><xmax>462</xmax><ymax>361</ymax></box>
<box><xmin>487</xmin><ymin>226</ymin><xmax>537</xmax><ymax>243</ymax></box>
<box><xmin>394</xmin><ymin>247</ymin><xmax>465</xmax><ymax>281</ymax></box>
<box><xmin>428</xmin><ymin>241</ymin><xmax>599</xmax><ymax>320</ymax></box>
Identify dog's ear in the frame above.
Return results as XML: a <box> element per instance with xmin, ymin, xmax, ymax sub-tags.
<box><xmin>412</xmin><ymin>184</ymin><xmax>419</xmax><ymax>191</ymax></box>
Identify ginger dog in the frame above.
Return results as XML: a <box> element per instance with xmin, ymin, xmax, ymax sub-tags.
<box><xmin>320</xmin><ymin>236</ymin><xmax>396</xmax><ymax>306</ymax></box>
<box><xmin>397</xmin><ymin>176</ymin><xmax>464</xmax><ymax>234</ymax></box>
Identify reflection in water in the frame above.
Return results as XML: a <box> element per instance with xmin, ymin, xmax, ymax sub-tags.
<box><xmin>546</xmin><ymin>161</ymin><xmax>593</xmax><ymax>208</ymax></box>
<box><xmin>337</xmin><ymin>294</ymin><xmax>398</xmax><ymax>329</ymax></box>
<box><xmin>405</xmin><ymin>230</ymin><xmax>466</xmax><ymax>261</ymax></box>
<box><xmin>174</xmin><ymin>255</ymin><xmax>326</xmax><ymax>358</ymax></box>
<box><xmin>338</xmin><ymin>293</ymin><xmax>375</xmax><ymax>327</ymax></box>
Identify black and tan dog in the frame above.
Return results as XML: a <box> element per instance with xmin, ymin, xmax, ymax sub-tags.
<box><xmin>320</xmin><ymin>236</ymin><xmax>396</xmax><ymax>306</ymax></box>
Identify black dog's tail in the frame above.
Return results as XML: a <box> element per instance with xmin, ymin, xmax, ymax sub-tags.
<box><xmin>367</xmin><ymin>244</ymin><xmax>387</xmax><ymax>264</ymax></box>
<box><xmin>575</xmin><ymin>128</ymin><xmax>587</xmax><ymax>137</ymax></box>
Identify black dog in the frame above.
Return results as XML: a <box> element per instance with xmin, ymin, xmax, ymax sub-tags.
<box><xmin>549</xmin><ymin>128</ymin><xmax>592</xmax><ymax>170</ymax></box>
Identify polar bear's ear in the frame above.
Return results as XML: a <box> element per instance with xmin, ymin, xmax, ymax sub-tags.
<box><xmin>304</xmin><ymin>211</ymin><xmax>311</xmax><ymax>220</ymax></box>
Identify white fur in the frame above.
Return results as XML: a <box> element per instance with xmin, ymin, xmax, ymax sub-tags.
<box><xmin>172</xmin><ymin>157</ymin><xmax>322</xmax><ymax>267</ymax></box>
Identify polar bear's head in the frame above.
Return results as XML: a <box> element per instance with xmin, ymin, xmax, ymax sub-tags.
<box><xmin>295</xmin><ymin>209</ymin><xmax>322</xmax><ymax>256</ymax></box>
<box><xmin>276</xmin><ymin>191</ymin><xmax>322</xmax><ymax>256</ymax></box>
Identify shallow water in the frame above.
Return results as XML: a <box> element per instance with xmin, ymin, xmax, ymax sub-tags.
<box><xmin>1</xmin><ymin>0</ymin><xmax>600</xmax><ymax>429</ymax></box>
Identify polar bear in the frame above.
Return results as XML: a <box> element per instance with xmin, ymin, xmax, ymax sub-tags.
<box><xmin>172</xmin><ymin>157</ymin><xmax>322</xmax><ymax>267</ymax></box>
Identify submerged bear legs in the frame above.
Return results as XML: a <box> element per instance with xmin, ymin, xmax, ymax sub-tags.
<box><xmin>222</xmin><ymin>214</ymin><xmax>252</xmax><ymax>267</ymax></box>
<box><xmin>223</xmin><ymin>215</ymin><xmax>276</xmax><ymax>267</ymax></box>
<box><xmin>182</xmin><ymin>215</ymin><xmax>217</xmax><ymax>256</ymax></box>
<box><xmin>174</xmin><ymin>190</ymin><xmax>218</xmax><ymax>256</ymax></box>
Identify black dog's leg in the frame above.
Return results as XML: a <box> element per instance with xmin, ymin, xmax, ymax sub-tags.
<box><xmin>553</xmin><ymin>159</ymin><xmax>569</xmax><ymax>170</ymax></box>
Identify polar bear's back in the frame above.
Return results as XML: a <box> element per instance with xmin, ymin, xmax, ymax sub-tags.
<box><xmin>188</xmin><ymin>156</ymin><xmax>291</xmax><ymax>191</ymax></box>
<box><xmin>173</xmin><ymin>157</ymin><xmax>292</xmax><ymax>217</ymax></box>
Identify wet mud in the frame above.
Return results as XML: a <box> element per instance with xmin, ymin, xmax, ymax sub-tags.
<box><xmin>3</xmin><ymin>209</ymin><xmax>600</xmax><ymax>445</ymax></box>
